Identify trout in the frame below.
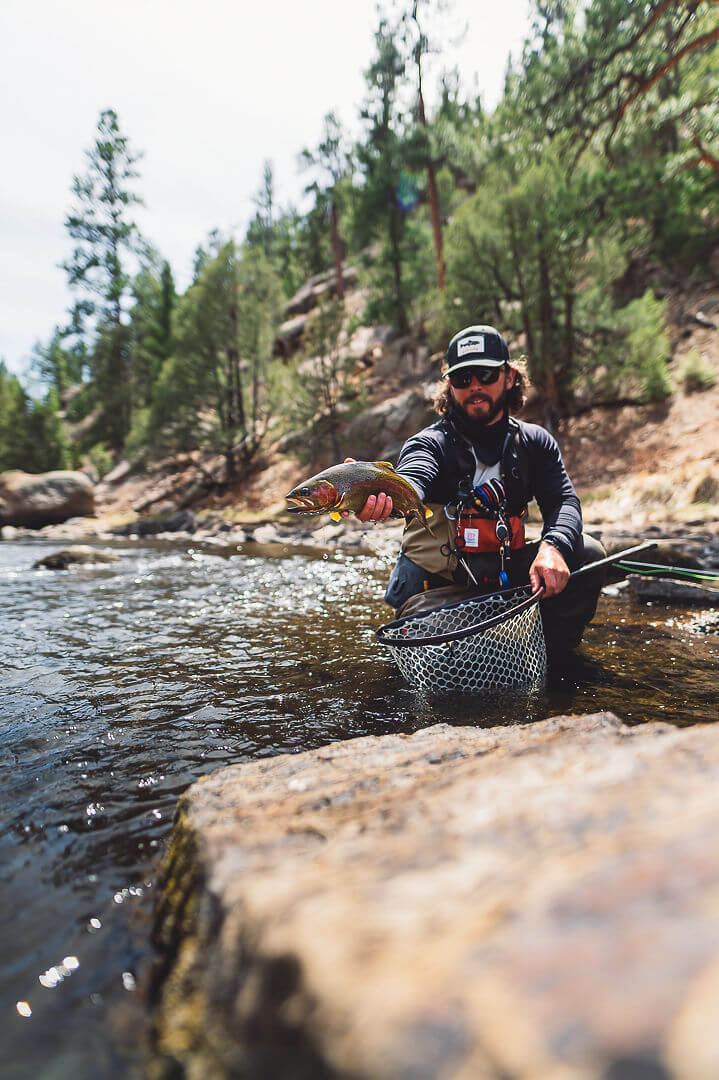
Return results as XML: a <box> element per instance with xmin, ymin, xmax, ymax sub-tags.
<box><xmin>286</xmin><ymin>461</ymin><xmax>434</xmax><ymax>535</ymax></box>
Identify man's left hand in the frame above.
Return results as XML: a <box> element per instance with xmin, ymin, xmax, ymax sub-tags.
<box><xmin>529</xmin><ymin>541</ymin><xmax>570</xmax><ymax>597</ymax></box>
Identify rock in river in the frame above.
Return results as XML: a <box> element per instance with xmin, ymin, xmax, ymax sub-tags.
<box><xmin>34</xmin><ymin>546</ymin><xmax>121</xmax><ymax>570</ymax></box>
<box><xmin>0</xmin><ymin>469</ymin><xmax>94</xmax><ymax>528</ymax></box>
<box><xmin>627</xmin><ymin>573</ymin><xmax>719</xmax><ymax>605</ymax></box>
<box><xmin>151</xmin><ymin>713</ymin><xmax>719</xmax><ymax>1080</ymax></box>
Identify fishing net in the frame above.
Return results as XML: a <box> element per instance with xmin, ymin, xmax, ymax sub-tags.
<box><xmin>375</xmin><ymin>584</ymin><xmax>547</xmax><ymax>696</ymax></box>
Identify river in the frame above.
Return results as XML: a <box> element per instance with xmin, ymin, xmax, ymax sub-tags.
<box><xmin>1</xmin><ymin>536</ymin><xmax>717</xmax><ymax>1078</ymax></box>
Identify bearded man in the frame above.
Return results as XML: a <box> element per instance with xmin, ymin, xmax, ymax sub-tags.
<box><xmin>353</xmin><ymin>325</ymin><xmax>606</xmax><ymax>654</ymax></box>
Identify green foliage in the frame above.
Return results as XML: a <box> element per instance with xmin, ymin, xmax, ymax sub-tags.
<box><xmin>676</xmin><ymin>347</ymin><xmax>718</xmax><ymax>393</ymax></box>
<box><xmin>85</xmin><ymin>442</ymin><xmax>115</xmax><ymax>479</ymax></box>
<box><xmin>14</xmin><ymin>0</ymin><xmax>719</xmax><ymax>477</ymax></box>
<box><xmin>62</xmin><ymin>108</ymin><xmax>145</xmax><ymax>326</ymax></box>
<box><xmin>0</xmin><ymin>363</ymin><xmax>72</xmax><ymax>472</ymax></box>
<box><xmin>128</xmin><ymin>259</ymin><xmax>176</xmax><ymax>410</ymax></box>
<box><xmin>353</xmin><ymin>19</ymin><xmax>434</xmax><ymax>333</ymax></box>
<box><xmin>31</xmin><ymin>328</ymin><xmax>85</xmax><ymax>395</ymax></box>
<box><xmin>61</xmin><ymin>108</ymin><xmax>147</xmax><ymax>450</ymax></box>
<box><xmin>619</xmin><ymin>291</ymin><xmax>672</xmax><ymax>402</ymax></box>
<box><xmin>142</xmin><ymin>240</ymin><xmax>284</xmax><ymax>479</ymax></box>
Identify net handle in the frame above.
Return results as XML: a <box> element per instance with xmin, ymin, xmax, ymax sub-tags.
<box><xmin>375</xmin><ymin>540</ymin><xmax>659</xmax><ymax>649</ymax></box>
<box><xmin>375</xmin><ymin>585</ymin><xmax>546</xmax><ymax>649</ymax></box>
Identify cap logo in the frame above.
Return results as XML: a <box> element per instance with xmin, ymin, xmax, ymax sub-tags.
<box><xmin>457</xmin><ymin>335</ymin><xmax>484</xmax><ymax>358</ymax></box>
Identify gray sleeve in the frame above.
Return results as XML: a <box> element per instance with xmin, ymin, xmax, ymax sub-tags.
<box><xmin>396</xmin><ymin>432</ymin><xmax>443</xmax><ymax>501</ymax></box>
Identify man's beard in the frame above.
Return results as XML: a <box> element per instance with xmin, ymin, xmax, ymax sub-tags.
<box><xmin>459</xmin><ymin>387</ymin><xmax>508</xmax><ymax>427</ymax></box>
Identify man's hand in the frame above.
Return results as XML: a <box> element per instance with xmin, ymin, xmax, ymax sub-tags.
<box><xmin>340</xmin><ymin>457</ymin><xmax>393</xmax><ymax>522</ymax></box>
<box><xmin>529</xmin><ymin>541</ymin><xmax>570</xmax><ymax>597</ymax></box>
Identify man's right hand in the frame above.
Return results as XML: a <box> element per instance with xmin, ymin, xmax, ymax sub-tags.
<box><xmin>342</xmin><ymin>458</ymin><xmax>393</xmax><ymax>522</ymax></box>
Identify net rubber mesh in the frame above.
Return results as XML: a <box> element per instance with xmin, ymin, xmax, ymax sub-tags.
<box><xmin>377</xmin><ymin>585</ymin><xmax>547</xmax><ymax>696</ymax></box>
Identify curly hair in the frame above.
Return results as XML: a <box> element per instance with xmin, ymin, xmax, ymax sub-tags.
<box><xmin>432</xmin><ymin>358</ymin><xmax>531</xmax><ymax>416</ymax></box>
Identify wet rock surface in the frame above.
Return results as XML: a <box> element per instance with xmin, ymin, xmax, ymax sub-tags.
<box><xmin>111</xmin><ymin>509</ymin><xmax>196</xmax><ymax>537</ymax></box>
<box><xmin>152</xmin><ymin>713</ymin><xmax>719</xmax><ymax>1080</ymax></box>
<box><xmin>0</xmin><ymin>469</ymin><xmax>94</xmax><ymax>528</ymax></box>
<box><xmin>33</xmin><ymin>545</ymin><xmax>121</xmax><ymax>569</ymax></box>
<box><xmin>627</xmin><ymin>574</ymin><xmax>719</xmax><ymax>605</ymax></box>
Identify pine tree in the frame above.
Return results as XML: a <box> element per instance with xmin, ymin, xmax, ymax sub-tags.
<box><xmin>62</xmin><ymin>108</ymin><xmax>145</xmax><ymax>449</ymax></box>
<box><xmin>147</xmin><ymin>240</ymin><xmax>282</xmax><ymax>481</ymax></box>
<box><xmin>355</xmin><ymin>19</ymin><xmax>430</xmax><ymax>334</ymax></box>
<box><xmin>301</xmin><ymin>113</ymin><xmax>351</xmax><ymax>297</ymax></box>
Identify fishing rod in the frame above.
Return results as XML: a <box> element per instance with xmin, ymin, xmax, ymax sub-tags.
<box><xmin>569</xmin><ymin>541</ymin><xmax>658</xmax><ymax>580</ymax></box>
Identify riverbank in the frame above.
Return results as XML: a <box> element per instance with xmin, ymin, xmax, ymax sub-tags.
<box><xmin>150</xmin><ymin>712</ymin><xmax>719</xmax><ymax>1080</ymax></box>
<box><xmin>3</xmin><ymin>380</ymin><xmax>719</xmax><ymax>567</ymax></box>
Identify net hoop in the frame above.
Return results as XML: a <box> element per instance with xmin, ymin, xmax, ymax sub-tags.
<box><xmin>375</xmin><ymin>584</ymin><xmax>548</xmax><ymax>696</ymax></box>
<box><xmin>375</xmin><ymin>584</ymin><xmax>544</xmax><ymax>648</ymax></box>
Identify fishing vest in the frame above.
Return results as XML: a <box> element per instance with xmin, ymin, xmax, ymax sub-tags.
<box><xmin>400</xmin><ymin>416</ymin><xmax>530</xmax><ymax>580</ymax></box>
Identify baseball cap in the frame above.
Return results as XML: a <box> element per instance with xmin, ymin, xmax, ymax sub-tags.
<box><xmin>445</xmin><ymin>325</ymin><xmax>510</xmax><ymax>375</ymax></box>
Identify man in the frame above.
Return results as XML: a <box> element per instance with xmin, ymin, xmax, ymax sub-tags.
<box><xmin>352</xmin><ymin>324</ymin><xmax>605</xmax><ymax>653</ymax></box>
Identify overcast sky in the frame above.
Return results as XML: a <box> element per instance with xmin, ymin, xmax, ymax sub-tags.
<box><xmin>1</xmin><ymin>0</ymin><xmax>532</xmax><ymax>381</ymax></box>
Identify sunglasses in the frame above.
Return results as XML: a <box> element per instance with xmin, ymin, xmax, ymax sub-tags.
<box><xmin>448</xmin><ymin>365</ymin><xmax>504</xmax><ymax>389</ymax></box>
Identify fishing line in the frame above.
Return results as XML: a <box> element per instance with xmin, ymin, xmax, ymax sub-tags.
<box><xmin>614</xmin><ymin>560</ymin><xmax>719</xmax><ymax>584</ymax></box>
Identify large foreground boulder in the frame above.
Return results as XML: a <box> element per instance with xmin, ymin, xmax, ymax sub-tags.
<box><xmin>0</xmin><ymin>470</ymin><xmax>94</xmax><ymax>528</ymax></box>
<box><xmin>152</xmin><ymin>714</ymin><xmax>719</xmax><ymax>1080</ymax></box>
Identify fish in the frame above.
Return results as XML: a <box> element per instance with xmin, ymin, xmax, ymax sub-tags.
<box><xmin>286</xmin><ymin>460</ymin><xmax>434</xmax><ymax>535</ymax></box>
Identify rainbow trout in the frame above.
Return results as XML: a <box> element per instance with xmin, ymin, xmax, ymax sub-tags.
<box><xmin>286</xmin><ymin>461</ymin><xmax>434</xmax><ymax>535</ymax></box>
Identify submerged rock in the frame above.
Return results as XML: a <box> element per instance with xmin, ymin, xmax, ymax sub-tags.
<box><xmin>0</xmin><ymin>469</ymin><xmax>94</xmax><ymax>528</ymax></box>
<box><xmin>34</xmin><ymin>546</ymin><xmax>121</xmax><ymax>570</ymax></box>
<box><xmin>151</xmin><ymin>714</ymin><xmax>719</xmax><ymax>1080</ymax></box>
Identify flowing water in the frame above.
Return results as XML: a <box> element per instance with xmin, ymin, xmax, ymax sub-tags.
<box><xmin>1</xmin><ymin>536</ymin><xmax>717</xmax><ymax>1079</ymax></box>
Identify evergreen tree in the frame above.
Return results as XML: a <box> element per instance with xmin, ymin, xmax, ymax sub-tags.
<box><xmin>0</xmin><ymin>363</ymin><xmax>71</xmax><ymax>472</ymax></box>
<box><xmin>354</xmin><ymin>18</ymin><xmax>432</xmax><ymax>333</ymax></box>
<box><xmin>128</xmin><ymin>258</ymin><xmax>176</xmax><ymax>410</ymax></box>
<box><xmin>31</xmin><ymin>327</ymin><xmax>85</xmax><ymax>396</ymax></box>
<box><xmin>300</xmin><ymin>112</ymin><xmax>351</xmax><ymax>297</ymax></box>
<box><xmin>403</xmin><ymin>0</ymin><xmax>450</xmax><ymax>290</ymax></box>
<box><xmin>0</xmin><ymin>362</ymin><xmax>30</xmax><ymax>469</ymax></box>
<box><xmin>62</xmin><ymin>108</ymin><xmax>145</xmax><ymax>449</ymax></box>
<box><xmin>517</xmin><ymin>0</ymin><xmax>719</xmax><ymax>173</ymax></box>
<box><xmin>144</xmin><ymin>240</ymin><xmax>282</xmax><ymax>480</ymax></box>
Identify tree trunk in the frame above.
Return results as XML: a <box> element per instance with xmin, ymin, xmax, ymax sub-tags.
<box><xmin>562</xmin><ymin>289</ymin><xmax>574</xmax><ymax>399</ymax></box>
<box><xmin>413</xmin><ymin>4</ymin><xmax>444</xmax><ymax>291</ymax></box>
<box><xmin>507</xmin><ymin>210</ymin><xmax>536</xmax><ymax>362</ymax></box>
<box><xmin>330</xmin><ymin>200</ymin><xmax>344</xmax><ymax>299</ymax></box>
<box><xmin>388</xmin><ymin>204</ymin><xmax>408</xmax><ymax>335</ymax></box>
<box><xmin>537</xmin><ymin>246</ymin><xmax>558</xmax><ymax>430</ymax></box>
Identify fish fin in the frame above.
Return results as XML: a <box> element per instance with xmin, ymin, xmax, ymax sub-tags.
<box><xmin>330</xmin><ymin>512</ymin><xmax>342</xmax><ymax>522</ymax></box>
<box><xmin>375</xmin><ymin>461</ymin><xmax>395</xmax><ymax>470</ymax></box>
<box><xmin>406</xmin><ymin>508</ymin><xmax>435</xmax><ymax>537</ymax></box>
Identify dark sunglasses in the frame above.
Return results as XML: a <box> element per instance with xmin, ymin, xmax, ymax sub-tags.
<box><xmin>448</xmin><ymin>365</ymin><xmax>504</xmax><ymax>389</ymax></box>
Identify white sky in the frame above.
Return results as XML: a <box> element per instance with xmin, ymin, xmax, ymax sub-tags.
<box><xmin>0</xmin><ymin>0</ymin><xmax>532</xmax><ymax>381</ymax></box>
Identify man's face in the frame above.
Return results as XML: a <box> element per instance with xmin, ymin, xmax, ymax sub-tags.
<box><xmin>449</xmin><ymin>364</ymin><xmax>516</xmax><ymax>425</ymax></box>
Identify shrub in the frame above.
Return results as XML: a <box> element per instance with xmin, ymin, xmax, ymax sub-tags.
<box><xmin>676</xmin><ymin>348</ymin><xmax>717</xmax><ymax>394</ymax></box>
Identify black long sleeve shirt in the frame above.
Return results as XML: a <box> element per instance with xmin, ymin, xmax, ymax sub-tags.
<box><xmin>396</xmin><ymin>411</ymin><xmax>583</xmax><ymax>559</ymax></box>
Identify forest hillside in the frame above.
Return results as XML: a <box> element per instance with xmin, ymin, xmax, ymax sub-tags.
<box><xmin>2</xmin><ymin>0</ymin><xmax>718</xmax><ymax>535</ymax></box>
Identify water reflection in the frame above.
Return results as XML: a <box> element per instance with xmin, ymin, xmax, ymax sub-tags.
<box><xmin>0</xmin><ymin>537</ymin><xmax>716</xmax><ymax>1078</ymax></box>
